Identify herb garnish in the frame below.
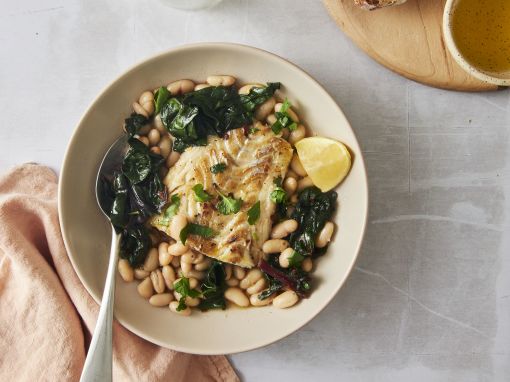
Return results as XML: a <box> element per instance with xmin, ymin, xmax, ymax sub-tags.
<box><xmin>174</xmin><ymin>277</ymin><xmax>201</xmax><ymax>311</ymax></box>
<box><xmin>271</xmin><ymin>99</ymin><xmax>298</xmax><ymax>134</ymax></box>
<box><xmin>216</xmin><ymin>189</ymin><xmax>243</xmax><ymax>215</ymax></box>
<box><xmin>210</xmin><ymin>163</ymin><xmax>227</xmax><ymax>174</ymax></box>
<box><xmin>287</xmin><ymin>250</ymin><xmax>305</xmax><ymax>268</ymax></box>
<box><xmin>247</xmin><ymin>201</ymin><xmax>261</xmax><ymax>225</ymax></box>
<box><xmin>192</xmin><ymin>184</ymin><xmax>212</xmax><ymax>202</ymax></box>
<box><xmin>180</xmin><ymin>222</ymin><xmax>216</xmax><ymax>244</ymax></box>
<box><xmin>152</xmin><ymin>194</ymin><xmax>180</xmax><ymax>227</ymax></box>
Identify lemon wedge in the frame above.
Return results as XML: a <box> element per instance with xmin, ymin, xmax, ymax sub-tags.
<box><xmin>294</xmin><ymin>137</ymin><xmax>352</xmax><ymax>192</ymax></box>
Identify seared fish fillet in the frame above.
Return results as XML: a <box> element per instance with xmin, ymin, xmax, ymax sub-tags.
<box><xmin>152</xmin><ymin>127</ymin><xmax>293</xmax><ymax>268</ymax></box>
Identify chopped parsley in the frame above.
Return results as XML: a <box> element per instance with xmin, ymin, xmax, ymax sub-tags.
<box><xmin>271</xmin><ymin>99</ymin><xmax>298</xmax><ymax>134</ymax></box>
<box><xmin>210</xmin><ymin>163</ymin><xmax>227</xmax><ymax>174</ymax></box>
<box><xmin>216</xmin><ymin>189</ymin><xmax>243</xmax><ymax>215</ymax></box>
<box><xmin>288</xmin><ymin>251</ymin><xmax>305</xmax><ymax>268</ymax></box>
<box><xmin>174</xmin><ymin>277</ymin><xmax>201</xmax><ymax>311</ymax></box>
<box><xmin>192</xmin><ymin>184</ymin><xmax>212</xmax><ymax>202</ymax></box>
<box><xmin>247</xmin><ymin>201</ymin><xmax>261</xmax><ymax>225</ymax></box>
<box><xmin>155</xmin><ymin>194</ymin><xmax>180</xmax><ymax>226</ymax></box>
<box><xmin>180</xmin><ymin>222</ymin><xmax>216</xmax><ymax>244</ymax></box>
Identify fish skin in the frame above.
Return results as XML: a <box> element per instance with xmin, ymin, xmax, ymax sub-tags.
<box><xmin>151</xmin><ymin>126</ymin><xmax>293</xmax><ymax>268</ymax></box>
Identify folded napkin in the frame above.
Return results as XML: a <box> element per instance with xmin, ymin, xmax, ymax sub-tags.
<box><xmin>0</xmin><ymin>164</ymin><xmax>239</xmax><ymax>382</ymax></box>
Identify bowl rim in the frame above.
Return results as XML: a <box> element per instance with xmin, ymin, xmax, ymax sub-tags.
<box><xmin>442</xmin><ymin>0</ymin><xmax>510</xmax><ymax>87</ymax></box>
<box><xmin>58</xmin><ymin>42</ymin><xmax>369</xmax><ymax>354</ymax></box>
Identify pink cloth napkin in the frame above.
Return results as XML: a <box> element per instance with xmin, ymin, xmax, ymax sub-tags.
<box><xmin>0</xmin><ymin>164</ymin><xmax>239</xmax><ymax>382</ymax></box>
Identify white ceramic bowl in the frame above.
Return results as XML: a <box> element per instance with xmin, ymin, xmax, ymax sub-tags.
<box><xmin>443</xmin><ymin>0</ymin><xmax>510</xmax><ymax>87</ymax></box>
<box><xmin>58</xmin><ymin>43</ymin><xmax>368</xmax><ymax>355</ymax></box>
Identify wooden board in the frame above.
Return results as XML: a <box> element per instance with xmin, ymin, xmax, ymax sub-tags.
<box><xmin>323</xmin><ymin>0</ymin><xmax>502</xmax><ymax>91</ymax></box>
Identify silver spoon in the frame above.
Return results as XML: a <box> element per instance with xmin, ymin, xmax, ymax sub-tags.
<box><xmin>80</xmin><ymin>135</ymin><xmax>129</xmax><ymax>382</ymax></box>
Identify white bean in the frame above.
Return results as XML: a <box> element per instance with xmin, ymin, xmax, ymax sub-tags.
<box><xmin>148</xmin><ymin>129</ymin><xmax>161</xmax><ymax>146</ymax></box>
<box><xmin>158</xmin><ymin>135</ymin><xmax>172</xmax><ymax>158</ymax></box>
<box><xmin>224</xmin><ymin>264</ymin><xmax>232</xmax><ymax>280</ymax></box>
<box><xmin>279</xmin><ymin>247</ymin><xmax>295</xmax><ymax>268</ymax></box>
<box><xmin>315</xmin><ymin>221</ymin><xmax>335</xmax><ymax>248</ymax></box>
<box><xmin>246</xmin><ymin>278</ymin><xmax>267</xmax><ymax>295</ymax></box>
<box><xmin>224</xmin><ymin>287</ymin><xmax>249</xmax><ymax>307</ymax></box>
<box><xmin>302</xmin><ymin>257</ymin><xmax>313</xmax><ymax>272</ymax></box>
<box><xmin>169</xmin><ymin>301</ymin><xmax>191</xmax><ymax>316</ymax></box>
<box><xmin>289</xmin><ymin>124</ymin><xmax>306</xmax><ymax>145</ymax></box>
<box><xmin>240</xmin><ymin>269</ymin><xmax>263</xmax><ymax>289</ymax></box>
<box><xmin>162</xmin><ymin>265</ymin><xmax>176</xmax><ymax>289</ymax></box>
<box><xmin>143</xmin><ymin>248</ymin><xmax>159</xmax><ymax>272</ymax></box>
<box><xmin>266</xmin><ymin>114</ymin><xmax>277</xmax><ymax>126</ymax></box>
<box><xmin>271</xmin><ymin>219</ymin><xmax>298</xmax><ymax>239</ymax></box>
<box><xmin>158</xmin><ymin>242</ymin><xmax>172</xmax><ymax>266</ymax></box>
<box><xmin>167</xmin><ymin>79</ymin><xmax>195</xmax><ymax>95</ymax></box>
<box><xmin>226</xmin><ymin>278</ymin><xmax>239</xmax><ymax>287</ymax></box>
<box><xmin>150</xmin><ymin>269</ymin><xmax>165</xmax><ymax>294</ymax></box>
<box><xmin>149</xmin><ymin>293</ymin><xmax>174</xmax><ymax>307</ymax></box>
<box><xmin>195</xmin><ymin>258</ymin><xmax>212</xmax><ymax>271</ymax></box>
<box><xmin>167</xmin><ymin>242</ymin><xmax>188</xmax><ymax>256</ymax></box>
<box><xmin>206</xmin><ymin>75</ymin><xmax>236</xmax><ymax>87</ymax></box>
<box><xmin>189</xmin><ymin>277</ymin><xmax>199</xmax><ymax>289</ymax></box>
<box><xmin>150</xmin><ymin>146</ymin><xmax>161</xmax><ymax>155</ymax></box>
<box><xmin>154</xmin><ymin>114</ymin><xmax>165</xmax><ymax>133</ymax></box>
<box><xmin>181</xmin><ymin>261</ymin><xmax>192</xmax><ymax>276</ymax></box>
<box><xmin>275</xmin><ymin>102</ymin><xmax>299</xmax><ymax>122</ymax></box>
<box><xmin>290</xmin><ymin>194</ymin><xmax>299</xmax><ymax>204</ymax></box>
<box><xmin>297</xmin><ymin>176</ymin><xmax>314</xmax><ymax>191</ymax></box>
<box><xmin>273</xmin><ymin>290</ymin><xmax>299</xmax><ymax>309</ymax></box>
<box><xmin>194</xmin><ymin>83</ymin><xmax>211</xmax><ymax>91</ymax></box>
<box><xmin>250</xmin><ymin>292</ymin><xmax>274</xmax><ymax>306</ymax></box>
<box><xmin>139</xmin><ymin>91</ymin><xmax>155</xmax><ymax>115</ymax></box>
<box><xmin>262</xmin><ymin>239</ymin><xmax>289</xmax><ymax>254</ymax></box>
<box><xmin>166</xmin><ymin>151</ymin><xmax>181</xmax><ymax>168</ymax></box>
<box><xmin>171</xmin><ymin>256</ymin><xmax>180</xmax><ymax>268</ymax></box>
<box><xmin>186</xmin><ymin>270</ymin><xmax>205</xmax><ymax>280</ymax></box>
<box><xmin>134</xmin><ymin>268</ymin><xmax>150</xmax><ymax>280</ymax></box>
<box><xmin>290</xmin><ymin>154</ymin><xmax>307</xmax><ymax>177</ymax></box>
<box><xmin>138</xmin><ymin>136</ymin><xmax>150</xmax><ymax>146</ymax></box>
<box><xmin>181</xmin><ymin>251</ymin><xmax>203</xmax><ymax>264</ymax></box>
<box><xmin>286</xmin><ymin>169</ymin><xmax>298</xmax><ymax>179</ymax></box>
<box><xmin>118</xmin><ymin>259</ymin><xmax>134</xmax><ymax>282</ymax></box>
<box><xmin>138</xmin><ymin>124</ymin><xmax>151</xmax><ymax>136</ymax></box>
<box><xmin>137</xmin><ymin>277</ymin><xmax>154</xmax><ymax>299</ymax></box>
<box><xmin>254</xmin><ymin>97</ymin><xmax>276</xmax><ymax>121</ymax></box>
<box><xmin>283</xmin><ymin>177</ymin><xmax>297</xmax><ymax>195</ymax></box>
<box><xmin>169</xmin><ymin>215</ymin><xmax>188</xmax><ymax>241</ymax></box>
<box><xmin>233</xmin><ymin>266</ymin><xmax>246</xmax><ymax>280</ymax></box>
<box><xmin>238</xmin><ymin>83</ymin><xmax>263</xmax><ymax>95</ymax></box>
<box><xmin>132</xmin><ymin>101</ymin><xmax>149</xmax><ymax>118</ymax></box>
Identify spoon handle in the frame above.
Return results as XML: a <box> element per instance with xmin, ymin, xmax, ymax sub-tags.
<box><xmin>80</xmin><ymin>227</ymin><xmax>121</xmax><ymax>382</ymax></box>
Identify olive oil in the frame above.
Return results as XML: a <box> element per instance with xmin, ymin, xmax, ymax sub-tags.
<box><xmin>451</xmin><ymin>0</ymin><xmax>510</xmax><ymax>73</ymax></box>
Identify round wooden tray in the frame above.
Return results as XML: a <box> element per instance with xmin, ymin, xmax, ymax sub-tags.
<box><xmin>323</xmin><ymin>0</ymin><xmax>502</xmax><ymax>91</ymax></box>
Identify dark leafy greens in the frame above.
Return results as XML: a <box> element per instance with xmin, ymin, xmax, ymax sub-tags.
<box><xmin>198</xmin><ymin>261</ymin><xmax>227</xmax><ymax>311</ymax></box>
<box><xmin>210</xmin><ymin>163</ymin><xmax>227</xmax><ymax>174</ymax></box>
<box><xmin>101</xmin><ymin>139</ymin><xmax>167</xmax><ymax>267</ymax></box>
<box><xmin>154</xmin><ymin>86</ymin><xmax>170</xmax><ymax>115</ymax></box>
<box><xmin>258</xmin><ymin>255</ymin><xmax>311</xmax><ymax>298</ymax></box>
<box><xmin>289</xmin><ymin>186</ymin><xmax>337</xmax><ymax>257</ymax></box>
<box><xmin>124</xmin><ymin>113</ymin><xmax>149</xmax><ymax>137</ymax></box>
<box><xmin>158</xmin><ymin>83</ymin><xmax>280</xmax><ymax>153</ymax></box>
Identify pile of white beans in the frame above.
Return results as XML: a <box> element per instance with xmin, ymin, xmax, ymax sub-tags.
<box><xmin>119</xmin><ymin>75</ymin><xmax>336</xmax><ymax>315</ymax></box>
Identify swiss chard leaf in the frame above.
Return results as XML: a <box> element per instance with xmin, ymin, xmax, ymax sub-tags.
<box><xmin>119</xmin><ymin>224</ymin><xmax>151</xmax><ymax>267</ymax></box>
<box><xmin>180</xmin><ymin>222</ymin><xmax>216</xmax><ymax>244</ymax></box>
<box><xmin>240</xmin><ymin>82</ymin><xmax>281</xmax><ymax>112</ymax></box>
<box><xmin>124</xmin><ymin>113</ymin><xmax>149</xmax><ymax>137</ymax></box>
<box><xmin>192</xmin><ymin>184</ymin><xmax>212</xmax><ymax>202</ymax></box>
<box><xmin>247</xmin><ymin>201</ymin><xmax>260</xmax><ymax>225</ymax></box>
<box><xmin>258</xmin><ymin>274</ymin><xmax>283</xmax><ymax>300</ymax></box>
<box><xmin>210</xmin><ymin>163</ymin><xmax>227</xmax><ymax>174</ymax></box>
<box><xmin>154</xmin><ymin>86</ymin><xmax>170</xmax><ymax>115</ymax></box>
<box><xmin>160</xmin><ymin>98</ymin><xmax>183</xmax><ymax>128</ymax></box>
<box><xmin>289</xmin><ymin>186</ymin><xmax>337</xmax><ymax>256</ymax></box>
<box><xmin>198</xmin><ymin>262</ymin><xmax>227</xmax><ymax>311</ymax></box>
<box><xmin>108</xmin><ymin>173</ymin><xmax>129</xmax><ymax>230</ymax></box>
<box><xmin>259</xmin><ymin>256</ymin><xmax>311</xmax><ymax>297</ymax></box>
